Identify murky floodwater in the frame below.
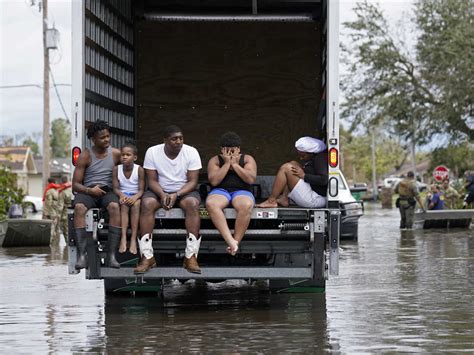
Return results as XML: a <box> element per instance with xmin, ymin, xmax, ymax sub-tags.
<box><xmin>1</xmin><ymin>205</ymin><xmax>473</xmax><ymax>353</ymax></box>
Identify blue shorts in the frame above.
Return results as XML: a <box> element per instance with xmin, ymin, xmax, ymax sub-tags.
<box><xmin>122</xmin><ymin>192</ymin><xmax>135</xmax><ymax>197</ymax></box>
<box><xmin>208</xmin><ymin>188</ymin><xmax>255</xmax><ymax>205</ymax></box>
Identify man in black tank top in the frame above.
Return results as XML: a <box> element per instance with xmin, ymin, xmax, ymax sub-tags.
<box><xmin>206</xmin><ymin>132</ymin><xmax>257</xmax><ymax>255</ymax></box>
<box><xmin>72</xmin><ymin>120</ymin><xmax>122</xmax><ymax>270</ymax></box>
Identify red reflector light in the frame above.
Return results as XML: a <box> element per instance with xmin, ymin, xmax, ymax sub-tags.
<box><xmin>72</xmin><ymin>146</ymin><xmax>81</xmax><ymax>166</ymax></box>
<box><xmin>329</xmin><ymin>148</ymin><xmax>338</xmax><ymax>168</ymax></box>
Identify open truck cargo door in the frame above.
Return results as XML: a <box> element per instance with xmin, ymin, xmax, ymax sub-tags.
<box><xmin>70</xmin><ymin>0</ymin><xmax>340</xmax><ymax>292</ymax></box>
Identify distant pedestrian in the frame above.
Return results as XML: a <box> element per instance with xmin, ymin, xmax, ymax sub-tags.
<box><xmin>112</xmin><ymin>141</ymin><xmax>145</xmax><ymax>255</ymax></box>
<box><xmin>441</xmin><ymin>179</ymin><xmax>459</xmax><ymax>209</ymax></box>
<box><xmin>395</xmin><ymin>171</ymin><xmax>425</xmax><ymax>229</ymax></box>
<box><xmin>428</xmin><ymin>184</ymin><xmax>445</xmax><ymax>210</ymax></box>
<box><xmin>7</xmin><ymin>204</ymin><xmax>23</xmax><ymax>218</ymax></box>
<box><xmin>464</xmin><ymin>170</ymin><xmax>474</xmax><ymax>209</ymax></box>
<box><xmin>57</xmin><ymin>175</ymin><xmax>73</xmax><ymax>243</ymax></box>
<box><xmin>43</xmin><ymin>177</ymin><xmax>60</xmax><ymax>245</ymax></box>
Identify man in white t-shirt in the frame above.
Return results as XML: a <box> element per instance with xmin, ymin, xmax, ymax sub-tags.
<box><xmin>135</xmin><ymin>125</ymin><xmax>203</xmax><ymax>274</ymax></box>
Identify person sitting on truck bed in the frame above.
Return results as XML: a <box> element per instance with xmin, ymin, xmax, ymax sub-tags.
<box><xmin>136</xmin><ymin>125</ymin><xmax>202</xmax><ymax>274</ymax></box>
<box><xmin>257</xmin><ymin>136</ymin><xmax>328</xmax><ymax>209</ymax></box>
<box><xmin>206</xmin><ymin>132</ymin><xmax>257</xmax><ymax>255</ymax></box>
<box><xmin>72</xmin><ymin>120</ymin><xmax>122</xmax><ymax>269</ymax></box>
<box><xmin>112</xmin><ymin>141</ymin><xmax>145</xmax><ymax>255</ymax></box>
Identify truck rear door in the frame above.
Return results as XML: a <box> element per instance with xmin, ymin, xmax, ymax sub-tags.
<box><xmin>72</xmin><ymin>0</ymin><xmax>136</xmax><ymax>151</ymax></box>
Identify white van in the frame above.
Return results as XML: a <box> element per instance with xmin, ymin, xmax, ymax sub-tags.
<box><xmin>338</xmin><ymin>173</ymin><xmax>364</xmax><ymax>240</ymax></box>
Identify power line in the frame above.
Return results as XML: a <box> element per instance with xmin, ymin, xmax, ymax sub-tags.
<box><xmin>0</xmin><ymin>84</ymin><xmax>71</xmax><ymax>89</ymax></box>
<box><xmin>49</xmin><ymin>66</ymin><xmax>70</xmax><ymax>121</ymax></box>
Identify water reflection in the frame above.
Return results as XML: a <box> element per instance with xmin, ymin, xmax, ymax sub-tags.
<box><xmin>0</xmin><ymin>204</ymin><xmax>473</xmax><ymax>352</ymax></box>
<box><xmin>327</xmin><ymin>205</ymin><xmax>474</xmax><ymax>352</ymax></box>
<box><xmin>104</xmin><ymin>287</ymin><xmax>330</xmax><ymax>353</ymax></box>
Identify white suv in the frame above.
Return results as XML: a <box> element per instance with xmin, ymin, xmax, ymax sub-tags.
<box><xmin>338</xmin><ymin>173</ymin><xmax>365</xmax><ymax>240</ymax></box>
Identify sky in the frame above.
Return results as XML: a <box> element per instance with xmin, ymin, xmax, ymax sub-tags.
<box><xmin>0</xmin><ymin>0</ymin><xmax>414</xmax><ymax>147</ymax></box>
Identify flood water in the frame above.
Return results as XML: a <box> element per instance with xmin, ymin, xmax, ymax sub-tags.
<box><xmin>1</xmin><ymin>204</ymin><xmax>473</xmax><ymax>353</ymax></box>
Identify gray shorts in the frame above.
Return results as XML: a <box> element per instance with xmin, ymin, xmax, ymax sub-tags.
<box><xmin>73</xmin><ymin>191</ymin><xmax>119</xmax><ymax>209</ymax></box>
<box><xmin>142</xmin><ymin>189</ymin><xmax>201</xmax><ymax>205</ymax></box>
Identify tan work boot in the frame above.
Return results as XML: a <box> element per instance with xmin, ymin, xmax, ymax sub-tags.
<box><xmin>183</xmin><ymin>255</ymin><xmax>201</xmax><ymax>274</ymax></box>
<box><xmin>134</xmin><ymin>256</ymin><xmax>156</xmax><ymax>274</ymax></box>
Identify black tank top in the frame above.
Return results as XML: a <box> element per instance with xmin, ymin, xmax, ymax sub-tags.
<box><xmin>216</xmin><ymin>154</ymin><xmax>252</xmax><ymax>192</ymax></box>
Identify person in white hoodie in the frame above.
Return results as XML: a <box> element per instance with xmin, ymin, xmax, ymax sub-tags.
<box><xmin>135</xmin><ymin>125</ymin><xmax>202</xmax><ymax>274</ymax></box>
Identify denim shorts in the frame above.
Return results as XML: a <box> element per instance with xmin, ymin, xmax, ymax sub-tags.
<box><xmin>208</xmin><ymin>188</ymin><xmax>255</xmax><ymax>204</ymax></box>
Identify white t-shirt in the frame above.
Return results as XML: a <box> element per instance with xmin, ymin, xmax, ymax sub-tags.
<box><xmin>143</xmin><ymin>143</ymin><xmax>202</xmax><ymax>192</ymax></box>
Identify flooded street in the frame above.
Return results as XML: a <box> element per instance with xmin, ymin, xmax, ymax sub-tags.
<box><xmin>1</xmin><ymin>204</ymin><xmax>473</xmax><ymax>353</ymax></box>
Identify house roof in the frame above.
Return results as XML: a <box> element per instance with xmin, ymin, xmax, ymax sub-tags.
<box><xmin>0</xmin><ymin>146</ymin><xmax>37</xmax><ymax>173</ymax></box>
<box><xmin>34</xmin><ymin>158</ymin><xmax>71</xmax><ymax>175</ymax></box>
<box><xmin>385</xmin><ymin>159</ymin><xmax>431</xmax><ymax>178</ymax></box>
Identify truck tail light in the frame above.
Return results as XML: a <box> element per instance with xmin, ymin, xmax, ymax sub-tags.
<box><xmin>329</xmin><ymin>148</ymin><xmax>338</xmax><ymax>168</ymax></box>
<box><xmin>72</xmin><ymin>146</ymin><xmax>81</xmax><ymax>166</ymax></box>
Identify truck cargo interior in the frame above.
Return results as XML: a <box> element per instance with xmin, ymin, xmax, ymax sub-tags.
<box><xmin>133</xmin><ymin>1</ymin><xmax>326</xmax><ymax>182</ymax></box>
<box><xmin>74</xmin><ymin>0</ymin><xmax>342</xmax><ymax>292</ymax></box>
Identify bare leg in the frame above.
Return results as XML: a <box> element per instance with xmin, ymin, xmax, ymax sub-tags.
<box><xmin>119</xmin><ymin>204</ymin><xmax>130</xmax><ymax>253</ymax></box>
<box><xmin>258</xmin><ymin>162</ymin><xmax>301</xmax><ymax>207</ymax></box>
<box><xmin>73</xmin><ymin>203</ymin><xmax>87</xmax><ymax>229</ymax></box>
<box><xmin>179</xmin><ymin>197</ymin><xmax>201</xmax><ymax>237</ymax></box>
<box><xmin>276</xmin><ymin>185</ymin><xmax>290</xmax><ymax>207</ymax></box>
<box><xmin>206</xmin><ymin>195</ymin><xmax>238</xmax><ymax>254</ymax></box>
<box><xmin>232</xmin><ymin>195</ymin><xmax>254</xmax><ymax>244</ymax></box>
<box><xmin>129</xmin><ymin>200</ymin><xmax>140</xmax><ymax>254</ymax></box>
<box><xmin>139</xmin><ymin>197</ymin><xmax>160</xmax><ymax>237</ymax></box>
<box><xmin>107</xmin><ymin>202</ymin><xmax>121</xmax><ymax>228</ymax></box>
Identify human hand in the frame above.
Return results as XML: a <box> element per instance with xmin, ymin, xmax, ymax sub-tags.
<box><xmin>164</xmin><ymin>193</ymin><xmax>177</xmax><ymax>210</ymax></box>
<box><xmin>119</xmin><ymin>194</ymin><xmax>128</xmax><ymax>205</ymax></box>
<box><xmin>290</xmin><ymin>165</ymin><xmax>305</xmax><ymax>179</ymax></box>
<box><xmin>160</xmin><ymin>193</ymin><xmax>170</xmax><ymax>209</ymax></box>
<box><xmin>90</xmin><ymin>185</ymin><xmax>106</xmax><ymax>197</ymax></box>
<box><xmin>126</xmin><ymin>196</ymin><xmax>138</xmax><ymax>207</ymax></box>
<box><xmin>230</xmin><ymin>153</ymin><xmax>239</xmax><ymax>166</ymax></box>
<box><xmin>221</xmin><ymin>147</ymin><xmax>232</xmax><ymax>164</ymax></box>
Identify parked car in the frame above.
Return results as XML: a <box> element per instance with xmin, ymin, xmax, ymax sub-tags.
<box><xmin>23</xmin><ymin>195</ymin><xmax>43</xmax><ymax>213</ymax></box>
<box><xmin>339</xmin><ymin>173</ymin><xmax>365</xmax><ymax>240</ymax></box>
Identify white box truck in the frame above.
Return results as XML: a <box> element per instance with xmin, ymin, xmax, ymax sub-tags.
<box><xmin>69</xmin><ymin>0</ymin><xmax>343</xmax><ymax>294</ymax></box>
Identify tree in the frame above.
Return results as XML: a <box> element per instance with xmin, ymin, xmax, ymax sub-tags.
<box><xmin>341</xmin><ymin>127</ymin><xmax>407</xmax><ymax>182</ymax></box>
<box><xmin>429</xmin><ymin>143</ymin><xmax>474</xmax><ymax>178</ymax></box>
<box><xmin>342</xmin><ymin>0</ymin><xmax>473</xmax><ymax>142</ymax></box>
<box><xmin>0</xmin><ymin>166</ymin><xmax>25</xmax><ymax>220</ymax></box>
<box><xmin>50</xmin><ymin>118</ymin><xmax>70</xmax><ymax>158</ymax></box>
<box><xmin>416</xmin><ymin>0</ymin><xmax>474</xmax><ymax>140</ymax></box>
<box><xmin>22</xmin><ymin>137</ymin><xmax>40</xmax><ymax>157</ymax></box>
<box><xmin>0</xmin><ymin>136</ymin><xmax>14</xmax><ymax>147</ymax></box>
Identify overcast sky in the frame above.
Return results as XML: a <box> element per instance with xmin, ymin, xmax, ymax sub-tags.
<box><xmin>0</xmin><ymin>0</ymin><xmax>414</xmax><ymax>145</ymax></box>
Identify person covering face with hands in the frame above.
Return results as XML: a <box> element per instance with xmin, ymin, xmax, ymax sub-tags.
<box><xmin>206</xmin><ymin>132</ymin><xmax>257</xmax><ymax>256</ymax></box>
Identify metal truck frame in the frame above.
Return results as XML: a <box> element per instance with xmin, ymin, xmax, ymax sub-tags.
<box><xmin>70</xmin><ymin>0</ymin><xmax>341</xmax><ymax>294</ymax></box>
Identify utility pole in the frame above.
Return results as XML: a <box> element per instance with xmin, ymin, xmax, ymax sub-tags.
<box><xmin>42</xmin><ymin>0</ymin><xmax>50</xmax><ymax>190</ymax></box>
<box><xmin>411</xmin><ymin>120</ymin><xmax>417</xmax><ymax>180</ymax></box>
<box><xmin>371</xmin><ymin>129</ymin><xmax>378</xmax><ymax>201</ymax></box>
